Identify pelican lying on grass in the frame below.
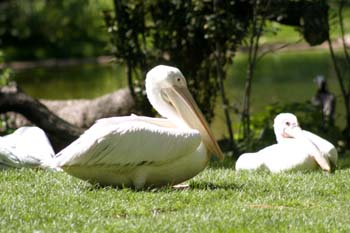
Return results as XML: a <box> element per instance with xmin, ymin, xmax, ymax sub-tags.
<box><xmin>46</xmin><ymin>65</ymin><xmax>223</xmax><ymax>188</ymax></box>
<box><xmin>0</xmin><ymin>126</ymin><xmax>54</xmax><ymax>169</ymax></box>
<box><xmin>235</xmin><ymin>113</ymin><xmax>337</xmax><ymax>173</ymax></box>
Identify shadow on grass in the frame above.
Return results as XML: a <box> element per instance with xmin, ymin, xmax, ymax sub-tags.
<box><xmin>83</xmin><ymin>180</ymin><xmax>244</xmax><ymax>192</ymax></box>
<box><xmin>189</xmin><ymin>181</ymin><xmax>244</xmax><ymax>191</ymax></box>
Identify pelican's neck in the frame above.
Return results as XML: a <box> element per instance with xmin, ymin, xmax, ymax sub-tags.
<box><xmin>146</xmin><ymin>85</ymin><xmax>190</xmax><ymax>129</ymax></box>
<box><xmin>275</xmin><ymin>134</ymin><xmax>285</xmax><ymax>143</ymax></box>
<box><xmin>274</xmin><ymin>127</ymin><xmax>284</xmax><ymax>143</ymax></box>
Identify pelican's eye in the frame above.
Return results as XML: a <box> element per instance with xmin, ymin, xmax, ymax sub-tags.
<box><xmin>177</xmin><ymin>77</ymin><xmax>181</xmax><ymax>82</ymax></box>
<box><xmin>286</xmin><ymin>121</ymin><xmax>290</xmax><ymax>126</ymax></box>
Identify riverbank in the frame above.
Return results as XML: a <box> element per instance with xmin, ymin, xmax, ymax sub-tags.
<box><xmin>238</xmin><ymin>35</ymin><xmax>350</xmax><ymax>54</ymax></box>
<box><xmin>0</xmin><ymin>56</ymin><xmax>114</xmax><ymax>70</ymax></box>
<box><xmin>1</xmin><ymin>36</ymin><xmax>349</xmax><ymax>71</ymax></box>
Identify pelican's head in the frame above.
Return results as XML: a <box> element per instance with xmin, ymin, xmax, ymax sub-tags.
<box><xmin>273</xmin><ymin>113</ymin><xmax>300</xmax><ymax>143</ymax></box>
<box><xmin>146</xmin><ymin>65</ymin><xmax>224</xmax><ymax>160</ymax></box>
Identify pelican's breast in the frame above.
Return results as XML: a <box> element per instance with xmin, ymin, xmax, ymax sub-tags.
<box><xmin>261</xmin><ymin>140</ymin><xmax>318</xmax><ymax>172</ymax></box>
<box><xmin>236</xmin><ymin>140</ymin><xmax>319</xmax><ymax>173</ymax></box>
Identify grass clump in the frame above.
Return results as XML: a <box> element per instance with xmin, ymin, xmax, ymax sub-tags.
<box><xmin>1</xmin><ymin>159</ymin><xmax>350</xmax><ymax>232</ymax></box>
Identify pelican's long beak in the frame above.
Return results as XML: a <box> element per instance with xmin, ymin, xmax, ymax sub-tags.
<box><xmin>163</xmin><ymin>85</ymin><xmax>224</xmax><ymax>160</ymax></box>
<box><xmin>284</xmin><ymin>126</ymin><xmax>331</xmax><ymax>172</ymax></box>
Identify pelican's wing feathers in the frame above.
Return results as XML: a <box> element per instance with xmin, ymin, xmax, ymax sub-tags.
<box><xmin>54</xmin><ymin>116</ymin><xmax>202</xmax><ymax>169</ymax></box>
<box><xmin>302</xmin><ymin>130</ymin><xmax>338</xmax><ymax>166</ymax></box>
<box><xmin>0</xmin><ymin>127</ymin><xmax>54</xmax><ymax>168</ymax></box>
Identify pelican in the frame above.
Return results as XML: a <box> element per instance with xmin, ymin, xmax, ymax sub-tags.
<box><xmin>235</xmin><ymin>113</ymin><xmax>337</xmax><ymax>173</ymax></box>
<box><xmin>46</xmin><ymin>65</ymin><xmax>223</xmax><ymax>188</ymax></box>
<box><xmin>0</xmin><ymin>126</ymin><xmax>54</xmax><ymax>169</ymax></box>
<box><xmin>311</xmin><ymin>75</ymin><xmax>336</xmax><ymax>127</ymax></box>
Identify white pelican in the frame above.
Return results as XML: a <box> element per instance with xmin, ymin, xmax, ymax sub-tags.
<box><xmin>235</xmin><ymin>113</ymin><xmax>337</xmax><ymax>173</ymax></box>
<box><xmin>0</xmin><ymin>126</ymin><xmax>54</xmax><ymax>169</ymax></box>
<box><xmin>46</xmin><ymin>65</ymin><xmax>223</xmax><ymax>188</ymax></box>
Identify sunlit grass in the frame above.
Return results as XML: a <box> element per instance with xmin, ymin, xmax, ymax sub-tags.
<box><xmin>260</xmin><ymin>22</ymin><xmax>302</xmax><ymax>44</ymax></box>
<box><xmin>261</xmin><ymin>6</ymin><xmax>350</xmax><ymax>45</ymax></box>
<box><xmin>1</xmin><ymin>157</ymin><xmax>350</xmax><ymax>232</ymax></box>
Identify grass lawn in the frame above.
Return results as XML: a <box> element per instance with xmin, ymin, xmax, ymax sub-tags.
<box><xmin>1</xmin><ymin>158</ymin><xmax>350</xmax><ymax>232</ymax></box>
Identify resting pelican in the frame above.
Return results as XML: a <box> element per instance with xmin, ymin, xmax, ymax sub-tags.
<box><xmin>0</xmin><ymin>126</ymin><xmax>54</xmax><ymax>169</ymax></box>
<box><xmin>46</xmin><ymin>65</ymin><xmax>223</xmax><ymax>188</ymax></box>
<box><xmin>235</xmin><ymin>113</ymin><xmax>337</xmax><ymax>173</ymax></box>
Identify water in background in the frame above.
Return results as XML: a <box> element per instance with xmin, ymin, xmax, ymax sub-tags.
<box><xmin>14</xmin><ymin>63</ymin><xmax>126</xmax><ymax>99</ymax></box>
<box><xmin>212</xmin><ymin>50</ymin><xmax>344</xmax><ymax>139</ymax></box>
<box><xmin>13</xmin><ymin>50</ymin><xmax>345</xmax><ymax>138</ymax></box>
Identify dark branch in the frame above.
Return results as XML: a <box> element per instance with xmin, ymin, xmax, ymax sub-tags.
<box><xmin>0</xmin><ymin>83</ymin><xmax>84</xmax><ymax>151</ymax></box>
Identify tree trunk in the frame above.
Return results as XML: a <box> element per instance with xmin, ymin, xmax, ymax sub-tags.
<box><xmin>242</xmin><ymin>6</ymin><xmax>263</xmax><ymax>146</ymax></box>
<box><xmin>213</xmin><ymin>0</ymin><xmax>239</xmax><ymax>156</ymax></box>
<box><xmin>327</xmin><ymin>37</ymin><xmax>350</xmax><ymax>148</ymax></box>
<box><xmin>241</xmin><ymin>1</ymin><xmax>268</xmax><ymax>150</ymax></box>
<box><xmin>338</xmin><ymin>0</ymin><xmax>350</xmax><ymax>148</ymax></box>
<box><xmin>214</xmin><ymin>43</ymin><xmax>239</xmax><ymax>156</ymax></box>
<box><xmin>0</xmin><ymin>83</ymin><xmax>137</xmax><ymax>151</ymax></box>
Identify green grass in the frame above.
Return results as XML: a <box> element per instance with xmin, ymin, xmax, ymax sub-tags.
<box><xmin>1</xmin><ymin>159</ymin><xmax>350</xmax><ymax>232</ymax></box>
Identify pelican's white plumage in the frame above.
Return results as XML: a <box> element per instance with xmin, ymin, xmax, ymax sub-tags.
<box><xmin>0</xmin><ymin>126</ymin><xmax>54</xmax><ymax>168</ymax></box>
<box><xmin>47</xmin><ymin>65</ymin><xmax>223</xmax><ymax>188</ymax></box>
<box><xmin>235</xmin><ymin>113</ymin><xmax>337</xmax><ymax>173</ymax></box>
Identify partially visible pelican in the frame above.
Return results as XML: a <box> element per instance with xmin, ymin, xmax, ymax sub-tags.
<box><xmin>311</xmin><ymin>75</ymin><xmax>336</xmax><ymax>127</ymax></box>
<box><xmin>235</xmin><ymin>113</ymin><xmax>337</xmax><ymax>173</ymax></box>
<box><xmin>46</xmin><ymin>65</ymin><xmax>223</xmax><ymax>188</ymax></box>
<box><xmin>0</xmin><ymin>126</ymin><xmax>54</xmax><ymax>169</ymax></box>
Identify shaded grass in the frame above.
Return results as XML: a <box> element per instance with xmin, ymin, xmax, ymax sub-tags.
<box><xmin>1</xmin><ymin>161</ymin><xmax>350</xmax><ymax>232</ymax></box>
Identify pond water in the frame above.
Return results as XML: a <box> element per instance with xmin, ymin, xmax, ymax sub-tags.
<box><xmin>13</xmin><ymin>50</ymin><xmax>345</xmax><ymax>139</ymax></box>
<box><xmin>13</xmin><ymin>63</ymin><xmax>127</xmax><ymax>100</ymax></box>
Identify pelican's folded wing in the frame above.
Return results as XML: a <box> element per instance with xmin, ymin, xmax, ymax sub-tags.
<box><xmin>52</xmin><ymin>116</ymin><xmax>202</xmax><ymax>169</ymax></box>
<box><xmin>0</xmin><ymin>140</ymin><xmax>24</xmax><ymax>168</ymax></box>
<box><xmin>302</xmin><ymin>130</ymin><xmax>338</xmax><ymax>166</ymax></box>
<box><xmin>0</xmin><ymin>127</ymin><xmax>54</xmax><ymax>168</ymax></box>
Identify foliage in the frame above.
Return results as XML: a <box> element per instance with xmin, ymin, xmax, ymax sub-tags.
<box><xmin>0</xmin><ymin>50</ymin><xmax>12</xmax><ymax>135</ymax></box>
<box><xmin>257</xmin><ymin>0</ymin><xmax>329</xmax><ymax>46</ymax></box>
<box><xmin>0</xmin><ymin>0</ymin><xmax>111</xmax><ymax>60</ymax></box>
<box><xmin>104</xmin><ymin>0</ymin><xmax>250</xmax><ymax>121</ymax></box>
<box><xmin>0</xmin><ymin>51</ymin><xmax>12</xmax><ymax>87</ymax></box>
<box><xmin>0</xmin><ymin>58</ymin><xmax>13</xmax><ymax>135</ymax></box>
<box><xmin>1</xmin><ymin>165</ymin><xmax>350</xmax><ymax>232</ymax></box>
<box><xmin>0</xmin><ymin>68</ymin><xmax>11</xmax><ymax>87</ymax></box>
<box><xmin>104</xmin><ymin>0</ymin><xmax>335</xmax><ymax>139</ymax></box>
<box><xmin>241</xmin><ymin>0</ymin><xmax>272</xmax><ymax>147</ymax></box>
<box><xmin>327</xmin><ymin>0</ymin><xmax>350</xmax><ymax>148</ymax></box>
<box><xmin>239</xmin><ymin>0</ymin><xmax>332</xmax><ymax>151</ymax></box>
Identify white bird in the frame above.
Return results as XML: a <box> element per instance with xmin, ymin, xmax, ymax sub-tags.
<box><xmin>235</xmin><ymin>113</ymin><xmax>337</xmax><ymax>173</ymax></box>
<box><xmin>46</xmin><ymin>65</ymin><xmax>224</xmax><ymax>188</ymax></box>
<box><xmin>0</xmin><ymin>126</ymin><xmax>55</xmax><ymax>169</ymax></box>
